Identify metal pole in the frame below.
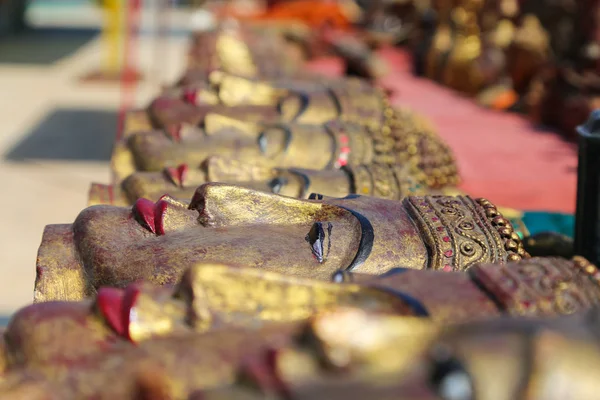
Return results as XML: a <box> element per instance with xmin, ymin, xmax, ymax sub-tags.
<box><xmin>574</xmin><ymin>109</ymin><xmax>600</xmax><ymax>265</ymax></box>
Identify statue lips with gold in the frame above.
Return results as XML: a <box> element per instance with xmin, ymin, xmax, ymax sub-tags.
<box><xmin>7</xmin><ymin>256</ymin><xmax>600</xmax><ymax>399</ymax></box>
<box><xmin>35</xmin><ymin>186</ymin><xmax>526</xmax><ymax>302</ymax></box>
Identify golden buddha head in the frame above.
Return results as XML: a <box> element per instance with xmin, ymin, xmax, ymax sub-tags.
<box><xmin>148</xmin><ymin>73</ymin><xmax>387</xmax><ymax>132</ymax></box>
<box><xmin>5</xmin><ymin>303</ymin><xmax>600</xmax><ymax>399</ymax></box>
<box><xmin>110</xmin><ymin>86</ymin><xmax>460</xmax><ymax>203</ymax></box>
<box><xmin>112</xmin><ymin>74</ymin><xmax>405</xmax><ymax>183</ymax></box>
<box><xmin>199</xmin><ymin>308</ymin><xmax>600</xmax><ymax>400</ymax></box>
<box><xmin>36</xmin><ymin>183</ymin><xmax>525</xmax><ymax>302</ymax></box>
<box><xmin>0</xmin><ymin>299</ymin><xmax>442</xmax><ymax>399</ymax></box>
<box><xmin>90</xmin><ymin>155</ymin><xmax>457</xmax><ymax>208</ymax></box>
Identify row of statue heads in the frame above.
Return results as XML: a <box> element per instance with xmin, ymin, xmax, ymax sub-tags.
<box><xmin>181</xmin><ymin>0</ymin><xmax>600</xmax><ymax>138</ymax></box>
<box><xmin>3</xmin><ymin>3</ymin><xmax>600</xmax><ymax>398</ymax></box>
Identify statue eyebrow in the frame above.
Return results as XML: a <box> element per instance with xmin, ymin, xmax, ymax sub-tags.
<box><xmin>257</xmin><ymin>124</ymin><xmax>292</xmax><ymax>155</ymax></box>
<box><xmin>337</xmin><ymin>206</ymin><xmax>374</xmax><ymax>271</ymax></box>
<box><xmin>287</xmin><ymin>169</ymin><xmax>311</xmax><ymax>197</ymax></box>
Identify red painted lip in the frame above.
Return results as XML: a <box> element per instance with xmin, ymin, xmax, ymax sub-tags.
<box><xmin>133</xmin><ymin>198</ymin><xmax>170</xmax><ymax>236</ymax></box>
<box><xmin>164</xmin><ymin>163</ymin><xmax>189</xmax><ymax>188</ymax></box>
<box><xmin>165</xmin><ymin>124</ymin><xmax>182</xmax><ymax>142</ymax></box>
<box><xmin>96</xmin><ymin>284</ymin><xmax>141</xmax><ymax>342</ymax></box>
<box><xmin>239</xmin><ymin>348</ymin><xmax>290</xmax><ymax>398</ymax></box>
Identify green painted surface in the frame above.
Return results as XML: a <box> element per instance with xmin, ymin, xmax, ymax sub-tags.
<box><xmin>522</xmin><ymin>211</ymin><xmax>575</xmax><ymax>238</ymax></box>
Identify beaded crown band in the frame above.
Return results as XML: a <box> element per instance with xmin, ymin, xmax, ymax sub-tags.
<box><xmin>342</xmin><ymin>90</ymin><xmax>461</xmax><ymax>190</ymax></box>
<box><xmin>470</xmin><ymin>257</ymin><xmax>600</xmax><ymax>317</ymax></box>
<box><xmin>404</xmin><ymin>195</ymin><xmax>530</xmax><ymax>271</ymax></box>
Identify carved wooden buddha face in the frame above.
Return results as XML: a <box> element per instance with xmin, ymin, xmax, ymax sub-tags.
<box><xmin>90</xmin><ymin>157</ymin><xmax>444</xmax><ymax>208</ymax></box>
<box><xmin>184</xmin><ymin>25</ymin><xmax>302</xmax><ymax>85</ymax></box>
<box><xmin>92</xmin><ymin>161</ymin><xmax>355</xmax><ymax>206</ymax></box>
<box><xmin>0</xmin><ymin>303</ymin><xmax>440</xmax><ymax>399</ymax></box>
<box><xmin>196</xmin><ymin>308</ymin><xmax>600</xmax><ymax>400</ymax></box>
<box><xmin>5</xmin><ymin>303</ymin><xmax>600</xmax><ymax>399</ymax></box>
<box><xmin>149</xmin><ymin>74</ymin><xmax>385</xmax><ymax>132</ymax></box>
<box><xmin>125</xmin><ymin>76</ymin><xmax>386</xmax><ymax>177</ymax></box>
<box><xmin>0</xmin><ymin>296</ymin><xmax>304</xmax><ymax>398</ymax></box>
<box><xmin>36</xmin><ymin>185</ymin><xmax>523</xmax><ymax>303</ymax></box>
<box><xmin>126</xmin><ymin>122</ymin><xmax>346</xmax><ymax>173</ymax></box>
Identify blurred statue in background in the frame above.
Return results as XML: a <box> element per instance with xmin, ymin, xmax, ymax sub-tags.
<box><xmin>525</xmin><ymin>0</ymin><xmax>600</xmax><ymax>138</ymax></box>
<box><xmin>9</xmin><ymin>256</ymin><xmax>600</xmax><ymax>398</ymax></box>
<box><xmin>95</xmin><ymin>73</ymin><xmax>459</xmax><ymax>208</ymax></box>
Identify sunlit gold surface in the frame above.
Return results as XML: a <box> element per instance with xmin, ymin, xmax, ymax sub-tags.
<box><xmin>16</xmin><ymin>251</ymin><xmax>600</xmax><ymax>398</ymax></box>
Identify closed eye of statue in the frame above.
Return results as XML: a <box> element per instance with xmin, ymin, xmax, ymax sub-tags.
<box><xmin>305</xmin><ymin>222</ymin><xmax>333</xmax><ymax>263</ymax></box>
<box><xmin>429</xmin><ymin>346</ymin><xmax>474</xmax><ymax>400</ymax></box>
<box><xmin>258</xmin><ymin>127</ymin><xmax>289</xmax><ymax>158</ymax></box>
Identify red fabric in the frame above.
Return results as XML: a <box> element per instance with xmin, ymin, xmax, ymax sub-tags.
<box><xmin>305</xmin><ymin>48</ymin><xmax>578</xmax><ymax>213</ymax></box>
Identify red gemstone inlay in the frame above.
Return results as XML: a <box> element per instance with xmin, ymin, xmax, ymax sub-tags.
<box><xmin>443</xmin><ymin>236</ymin><xmax>450</xmax><ymax>242</ymax></box>
<box><xmin>444</xmin><ymin>250</ymin><xmax>453</xmax><ymax>257</ymax></box>
<box><xmin>432</xmin><ymin>217</ymin><xmax>439</xmax><ymax>222</ymax></box>
<box><xmin>443</xmin><ymin>265</ymin><xmax>453</xmax><ymax>272</ymax></box>
<box><xmin>437</xmin><ymin>226</ymin><xmax>444</xmax><ymax>231</ymax></box>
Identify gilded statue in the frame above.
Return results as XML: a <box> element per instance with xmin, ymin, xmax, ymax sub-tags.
<box><xmin>526</xmin><ymin>0</ymin><xmax>599</xmax><ymax>137</ymax></box>
<box><xmin>179</xmin><ymin>14</ymin><xmax>388</xmax><ymax>86</ymax></box>
<box><xmin>417</xmin><ymin>0</ymin><xmax>551</xmax><ymax>109</ymax></box>
<box><xmin>203</xmin><ymin>306</ymin><xmax>600</xmax><ymax>400</ymax></box>
<box><xmin>35</xmin><ymin>189</ymin><xmax>527</xmax><ymax>302</ymax></box>
<box><xmin>8</xmin><ymin>256</ymin><xmax>600</xmax><ymax>398</ymax></box>
<box><xmin>102</xmin><ymin>72</ymin><xmax>460</xmax><ymax>210</ymax></box>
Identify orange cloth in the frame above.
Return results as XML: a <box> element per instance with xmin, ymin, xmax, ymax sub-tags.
<box><xmin>491</xmin><ymin>90</ymin><xmax>518</xmax><ymax>111</ymax></box>
<box><xmin>218</xmin><ymin>1</ymin><xmax>352</xmax><ymax>30</ymax></box>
